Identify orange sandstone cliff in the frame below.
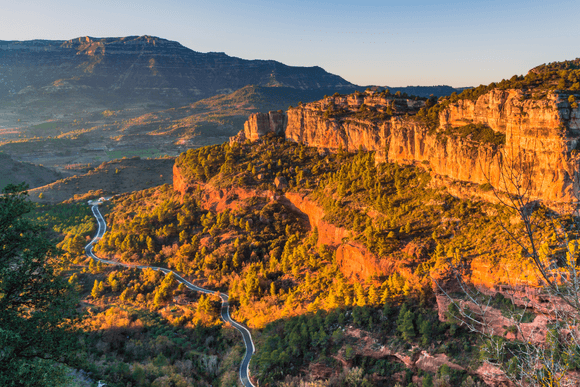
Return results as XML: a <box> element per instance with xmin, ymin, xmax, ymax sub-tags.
<box><xmin>229</xmin><ymin>110</ymin><xmax>286</xmax><ymax>143</ymax></box>
<box><xmin>238</xmin><ymin>89</ymin><xmax>580</xmax><ymax>206</ymax></box>
<box><xmin>281</xmin><ymin>192</ymin><xmax>390</xmax><ymax>280</ymax></box>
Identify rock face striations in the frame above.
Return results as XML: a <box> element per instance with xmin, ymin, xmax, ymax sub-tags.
<box><xmin>229</xmin><ymin>111</ymin><xmax>287</xmax><ymax>143</ymax></box>
<box><xmin>0</xmin><ymin>35</ymin><xmax>355</xmax><ymax>105</ymax></box>
<box><xmin>236</xmin><ymin>89</ymin><xmax>580</xmax><ymax>205</ymax></box>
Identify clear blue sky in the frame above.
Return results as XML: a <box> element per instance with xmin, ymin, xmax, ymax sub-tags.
<box><xmin>1</xmin><ymin>0</ymin><xmax>577</xmax><ymax>87</ymax></box>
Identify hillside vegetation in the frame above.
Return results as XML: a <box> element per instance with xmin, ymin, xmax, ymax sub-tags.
<box><xmin>0</xmin><ymin>152</ymin><xmax>62</xmax><ymax>190</ymax></box>
<box><xmin>82</xmin><ymin>133</ymin><xmax>556</xmax><ymax>386</ymax></box>
<box><xmin>28</xmin><ymin>157</ymin><xmax>174</xmax><ymax>203</ymax></box>
<box><xmin>13</xmin><ymin>57</ymin><xmax>580</xmax><ymax>387</ymax></box>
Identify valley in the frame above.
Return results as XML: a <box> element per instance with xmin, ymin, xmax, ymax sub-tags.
<box><xmin>0</xmin><ymin>36</ymin><xmax>464</xmax><ymax>183</ymax></box>
<box><xmin>3</xmin><ymin>34</ymin><xmax>580</xmax><ymax>387</ymax></box>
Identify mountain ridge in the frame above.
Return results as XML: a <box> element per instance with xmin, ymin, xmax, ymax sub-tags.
<box><xmin>0</xmin><ymin>35</ymin><xmax>355</xmax><ymax>106</ymax></box>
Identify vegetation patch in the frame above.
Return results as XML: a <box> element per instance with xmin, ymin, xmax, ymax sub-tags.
<box><xmin>442</xmin><ymin>123</ymin><xmax>506</xmax><ymax>146</ymax></box>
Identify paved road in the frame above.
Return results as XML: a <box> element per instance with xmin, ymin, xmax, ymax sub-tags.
<box><xmin>85</xmin><ymin>201</ymin><xmax>256</xmax><ymax>387</ymax></box>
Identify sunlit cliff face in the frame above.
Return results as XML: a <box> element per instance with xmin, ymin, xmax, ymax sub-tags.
<box><xmin>241</xmin><ymin>90</ymin><xmax>580</xmax><ymax>206</ymax></box>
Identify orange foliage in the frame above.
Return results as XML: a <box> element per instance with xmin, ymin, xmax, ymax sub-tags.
<box><xmin>84</xmin><ymin>306</ymin><xmax>143</xmax><ymax>332</ymax></box>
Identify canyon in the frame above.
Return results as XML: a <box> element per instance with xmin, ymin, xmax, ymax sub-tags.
<box><xmin>168</xmin><ymin>66</ymin><xmax>580</xmax><ymax>386</ymax></box>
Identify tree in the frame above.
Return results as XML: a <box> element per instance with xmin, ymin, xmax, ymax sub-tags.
<box><xmin>557</xmin><ymin>78</ymin><xmax>567</xmax><ymax>89</ymax></box>
<box><xmin>354</xmin><ymin>283</ymin><xmax>366</xmax><ymax>307</ymax></box>
<box><xmin>0</xmin><ymin>184</ymin><xmax>77</xmax><ymax>385</ymax></box>
<box><xmin>436</xmin><ymin>144</ymin><xmax>580</xmax><ymax>386</ymax></box>
<box><xmin>397</xmin><ymin>304</ymin><xmax>415</xmax><ymax>341</ymax></box>
<box><xmin>367</xmin><ymin>284</ymin><xmax>378</xmax><ymax>306</ymax></box>
<box><xmin>146</xmin><ymin>235</ymin><xmax>156</xmax><ymax>252</ymax></box>
<box><xmin>91</xmin><ymin>280</ymin><xmax>103</xmax><ymax>299</ymax></box>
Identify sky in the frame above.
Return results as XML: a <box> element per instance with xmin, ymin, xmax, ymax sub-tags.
<box><xmin>1</xmin><ymin>0</ymin><xmax>578</xmax><ymax>87</ymax></box>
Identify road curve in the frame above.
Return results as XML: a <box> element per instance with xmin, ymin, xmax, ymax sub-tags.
<box><xmin>85</xmin><ymin>202</ymin><xmax>256</xmax><ymax>387</ymax></box>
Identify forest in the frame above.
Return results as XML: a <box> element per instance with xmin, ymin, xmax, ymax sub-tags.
<box><xmin>79</xmin><ymin>133</ymin><xmax>559</xmax><ymax>385</ymax></box>
<box><xmin>3</xmin><ymin>125</ymin><xmax>576</xmax><ymax>386</ymax></box>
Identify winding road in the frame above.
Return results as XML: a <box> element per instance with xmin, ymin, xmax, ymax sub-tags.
<box><xmin>85</xmin><ymin>200</ymin><xmax>256</xmax><ymax>387</ymax></box>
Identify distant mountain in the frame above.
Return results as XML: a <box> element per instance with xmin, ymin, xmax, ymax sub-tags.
<box><xmin>187</xmin><ymin>84</ymin><xmax>352</xmax><ymax>112</ymax></box>
<box><xmin>92</xmin><ymin>85</ymin><xmax>351</xmax><ymax>148</ymax></box>
<box><xmin>0</xmin><ymin>35</ymin><xmax>355</xmax><ymax>107</ymax></box>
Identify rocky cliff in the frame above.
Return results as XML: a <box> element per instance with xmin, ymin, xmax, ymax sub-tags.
<box><xmin>174</xmin><ymin>163</ymin><xmax>385</xmax><ymax>280</ymax></box>
<box><xmin>229</xmin><ymin>111</ymin><xmax>287</xmax><ymax>143</ymax></box>
<box><xmin>282</xmin><ymin>192</ymin><xmax>390</xmax><ymax>280</ymax></box>
<box><xmin>236</xmin><ymin>89</ymin><xmax>580</xmax><ymax>205</ymax></box>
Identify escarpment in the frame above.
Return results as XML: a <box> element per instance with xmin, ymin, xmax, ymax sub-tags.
<box><xmin>173</xmin><ymin>162</ymin><xmax>384</xmax><ymax>280</ymax></box>
<box><xmin>282</xmin><ymin>192</ymin><xmax>390</xmax><ymax>280</ymax></box>
<box><xmin>235</xmin><ymin>89</ymin><xmax>580</xmax><ymax>205</ymax></box>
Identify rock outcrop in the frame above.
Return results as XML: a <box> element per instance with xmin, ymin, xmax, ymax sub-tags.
<box><xmin>285</xmin><ymin>92</ymin><xmax>422</xmax><ymax>152</ymax></box>
<box><xmin>172</xmin><ymin>163</ymin><xmax>193</xmax><ymax>196</ymax></box>
<box><xmin>281</xmin><ymin>192</ymin><xmax>385</xmax><ymax>280</ymax></box>
<box><xmin>234</xmin><ymin>89</ymin><xmax>580</xmax><ymax>206</ymax></box>
<box><xmin>230</xmin><ymin>111</ymin><xmax>287</xmax><ymax>143</ymax></box>
<box><xmin>437</xmin><ymin>90</ymin><xmax>580</xmax><ymax>204</ymax></box>
<box><xmin>287</xmin><ymin>90</ymin><xmax>580</xmax><ymax>204</ymax></box>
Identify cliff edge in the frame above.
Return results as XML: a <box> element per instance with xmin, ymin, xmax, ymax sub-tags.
<box><xmin>235</xmin><ymin>89</ymin><xmax>580</xmax><ymax>206</ymax></box>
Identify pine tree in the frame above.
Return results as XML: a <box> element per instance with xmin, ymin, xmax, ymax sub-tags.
<box><xmin>121</xmin><ymin>234</ymin><xmax>132</xmax><ymax>251</ymax></box>
<box><xmin>120</xmin><ymin>288</ymin><xmax>131</xmax><ymax>302</ymax></box>
<box><xmin>380</xmin><ymin>286</ymin><xmax>392</xmax><ymax>304</ymax></box>
<box><xmin>68</xmin><ymin>273</ymin><xmax>78</xmax><ymax>285</ymax></box>
<box><xmin>146</xmin><ymin>236</ymin><xmax>155</xmax><ymax>252</ymax></box>
<box><xmin>419</xmin><ymin>318</ymin><xmax>432</xmax><ymax>346</ymax></box>
<box><xmin>354</xmin><ymin>283</ymin><xmax>367</xmax><ymax>307</ymax></box>
<box><xmin>397</xmin><ymin>304</ymin><xmax>416</xmax><ymax>341</ymax></box>
<box><xmin>326</xmin><ymin>291</ymin><xmax>338</xmax><ymax>309</ymax></box>
<box><xmin>367</xmin><ymin>284</ymin><xmax>378</xmax><ymax>306</ymax></box>
<box><xmin>0</xmin><ymin>184</ymin><xmax>76</xmax><ymax>385</ymax></box>
<box><xmin>91</xmin><ymin>280</ymin><xmax>102</xmax><ymax>299</ymax></box>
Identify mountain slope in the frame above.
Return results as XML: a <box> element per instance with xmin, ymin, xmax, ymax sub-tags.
<box><xmin>28</xmin><ymin>157</ymin><xmax>174</xmax><ymax>203</ymax></box>
<box><xmin>0</xmin><ymin>152</ymin><xmax>62</xmax><ymax>190</ymax></box>
<box><xmin>0</xmin><ymin>35</ymin><xmax>355</xmax><ymax>107</ymax></box>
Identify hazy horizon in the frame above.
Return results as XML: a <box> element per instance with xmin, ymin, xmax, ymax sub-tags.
<box><xmin>1</xmin><ymin>0</ymin><xmax>578</xmax><ymax>88</ymax></box>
